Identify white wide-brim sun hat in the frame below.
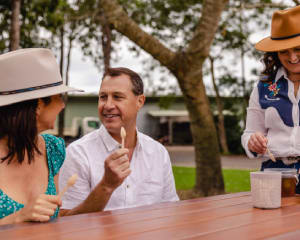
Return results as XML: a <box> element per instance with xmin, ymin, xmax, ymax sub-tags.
<box><xmin>0</xmin><ymin>48</ymin><xmax>83</xmax><ymax>107</ymax></box>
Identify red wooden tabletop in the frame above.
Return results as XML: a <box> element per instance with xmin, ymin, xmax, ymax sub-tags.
<box><xmin>1</xmin><ymin>192</ymin><xmax>300</xmax><ymax>239</ymax></box>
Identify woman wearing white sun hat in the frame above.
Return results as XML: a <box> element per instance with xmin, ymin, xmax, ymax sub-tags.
<box><xmin>242</xmin><ymin>5</ymin><xmax>300</xmax><ymax>193</ymax></box>
<box><xmin>0</xmin><ymin>48</ymin><xmax>82</xmax><ymax>224</ymax></box>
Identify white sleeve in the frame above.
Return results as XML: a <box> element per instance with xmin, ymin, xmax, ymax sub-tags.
<box><xmin>161</xmin><ymin>148</ymin><xmax>179</xmax><ymax>202</ymax></box>
<box><xmin>59</xmin><ymin>143</ymin><xmax>91</xmax><ymax>209</ymax></box>
<box><xmin>241</xmin><ymin>86</ymin><xmax>267</xmax><ymax>158</ymax></box>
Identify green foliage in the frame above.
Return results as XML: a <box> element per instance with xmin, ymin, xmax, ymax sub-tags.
<box><xmin>207</xmin><ymin>0</ymin><xmax>286</xmax><ymax>104</ymax></box>
<box><xmin>0</xmin><ymin>0</ymin><xmax>73</xmax><ymax>53</ymax></box>
<box><xmin>224</xmin><ymin>115</ymin><xmax>244</xmax><ymax>154</ymax></box>
<box><xmin>158</xmin><ymin>95</ymin><xmax>176</xmax><ymax>109</ymax></box>
<box><xmin>173</xmin><ymin>166</ymin><xmax>255</xmax><ymax>193</ymax></box>
<box><xmin>210</xmin><ymin>98</ymin><xmax>244</xmax><ymax>154</ymax></box>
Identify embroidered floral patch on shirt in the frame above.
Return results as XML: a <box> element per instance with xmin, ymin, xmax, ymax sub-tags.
<box><xmin>264</xmin><ymin>81</ymin><xmax>281</xmax><ymax>97</ymax></box>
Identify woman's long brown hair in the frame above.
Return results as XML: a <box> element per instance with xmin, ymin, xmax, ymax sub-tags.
<box><xmin>0</xmin><ymin>97</ymin><xmax>51</xmax><ymax>164</ymax></box>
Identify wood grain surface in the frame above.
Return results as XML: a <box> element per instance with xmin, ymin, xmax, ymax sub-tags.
<box><xmin>1</xmin><ymin>192</ymin><xmax>300</xmax><ymax>240</ymax></box>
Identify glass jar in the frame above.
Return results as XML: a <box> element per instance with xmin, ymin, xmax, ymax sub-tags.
<box><xmin>264</xmin><ymin>168</ymin><xmax>298</xmax><ymax>197</ymax></box>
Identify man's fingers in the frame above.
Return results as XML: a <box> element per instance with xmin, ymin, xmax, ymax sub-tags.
<box><xmin>121</xmin><ymin>168</ymin><xmax>131</xmax><ymax>178</ymax></box>
<box><xmin>115</xmin><ymin>155</ymin><xmax>129</xmax><ymax>165</ymax></box>
<box><xmin>111</xmin><ymin>159</ymin><xmax>130</xmax><ymax>176</ymax></box>
<box><xmin>109</xmin><ymin>148</ymin><xmax>129</xmax><ymax>161</ymax></box>
<box><xmin>116</xmin><ymin>168</ymin><xmax>131</xmax><ymax>181</ymax></box>
<box><xmin>106</xmin><ymin>154</ymin><xmax>129</xmax><ymax>170</ymax></box>
<box><xmin>119</xmin><ymin>161</ymin><xmax>130</xmax><ymax>172</ymax></box>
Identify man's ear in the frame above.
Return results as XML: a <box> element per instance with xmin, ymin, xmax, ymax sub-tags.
<box><xmin>137</xmin><ymin>94</ymin><xmax>145</xmax><ymax>110</ymax></box>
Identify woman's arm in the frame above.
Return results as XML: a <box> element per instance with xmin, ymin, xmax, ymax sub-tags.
<box><xmin>0</xmin><ymin>209</ymin><xmax>24</xmax><ymax>225</ymax></box>
<box><xmin>0</xmin><ymin>194</ymin><xmax>61</xmax><ymax>226</ymax></box>
<box><xmin>241</xmin><ymin>86</ymin><xmax>268</xmax><ymax>157</ymax></box>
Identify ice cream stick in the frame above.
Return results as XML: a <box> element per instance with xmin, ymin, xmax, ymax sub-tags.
<box><xmin>266</xmin><ymin>148</ymin><xmax>276</xmax><ymax>162</ymax></box>
<box><xmin>59</xmin><ymin>174</ymin><xmax>78</xmax><ymax>197</ymax></box>
<box><xmin>121</xmin><ymin>127</ymin><xmax>126</xmax><ymax>148</ymax></box>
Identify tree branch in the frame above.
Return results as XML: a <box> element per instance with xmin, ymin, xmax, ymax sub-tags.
<box><xmin>98</xmin><ymin>0</ymin><xmax>176</xmax><ymax>69</ymax></box>
<box><xmin>187</xmin><ymin>0</ymin><xmax>229</xmax><ymax>58</ymax></box>
<box><xmin>230</xmin><ymin>2</ymin><xmax>288</xmax><ymax>10</ymax></box>
<box><xmin>10</xmin><ymin>0</ymin><xmax>21</xmax><ymax>51</ymax></box>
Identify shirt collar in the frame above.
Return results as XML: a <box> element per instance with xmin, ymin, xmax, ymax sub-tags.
<box><xmin>100</xmin><ymin>125</ymin><xmax>120</xmax><ymax>152</ymax></box>
<box><xmin>275</xmin><ymin>67</ymin><xmax>288</xmax><ymax>82</ymax></box>
<box><xmin>99</xmin><ymin>125</ymin><xmax>142</xmax><ymax>152</ymax></box>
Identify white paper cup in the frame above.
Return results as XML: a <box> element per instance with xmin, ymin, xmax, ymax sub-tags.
<box><xmin>250</xmin><ymin>171</ymin><xmax>281</xmax><ymax>209</ymax></box>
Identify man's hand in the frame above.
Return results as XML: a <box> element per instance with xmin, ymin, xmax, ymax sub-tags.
<box><xmin>60</xmin><ymin>148</ymin><xmax>131</xmax><ymax>217</ymax></box>
<box><xmin>102</xmin><ymin>148</ymin><xmax>131</xmax><ymax>191</ymax></box>
<box><xmin>248</xmin><ymin>132</ymin><xmax>268</xmax><ymax>154</ymax></box>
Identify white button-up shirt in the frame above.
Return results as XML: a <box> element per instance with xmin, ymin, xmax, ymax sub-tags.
<box><xmin>59</xmin><ymin>125</ymin><xmax>179</xmax><ymax>211</ymax></box>
<box><xmin>242</xmin><ymin>67</ymin><xmax>300</xmax><ymax>159</ymax></box>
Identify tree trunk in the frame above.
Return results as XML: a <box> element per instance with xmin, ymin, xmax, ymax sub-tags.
<box><xmin>239</xmin><ymin>2</ymin><xmax>248</xmax><ymax>128</ymax></box>
<box><xmin>62</xmin><ymin>29</ymin><xmax>74</xmax><ymax>125</ymax></box>
<box><xmin>58</xmin><ymin>27</ymin><xmax>65</xmax><ymax>138</ymax></box>
<box><xmin>241</xmin><ymin>46</ymin><xmax>247</xmax><ymax>128</ymax></box>
<box><xmin>9</xmin><ymin>0</ymin><xmax>21</xmax><ymax>51</ymax></box>
<box><xmin>99</xmin><ymin>0</ymin><xmax>228</xmax><ymax>196</ymax></box>
<box><xmin>209</xmin><ymin>57</ymin><xmax>229</xmax><ymax>154</ymax></box>
<box><xmin>100</xmin><ymin>15</ymin><xmax>112</xmax><ymax>72</ymax></box>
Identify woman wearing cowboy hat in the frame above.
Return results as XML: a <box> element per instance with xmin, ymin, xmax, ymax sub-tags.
<box><xmin>242</xmin><ymin>5</ymin><xmax>300</xmax><ymax>193</ymax></box>
<box><xmin>0</xmin><ymin>48</ymin><xmax>81</xmax><ymax>224</ymax></box>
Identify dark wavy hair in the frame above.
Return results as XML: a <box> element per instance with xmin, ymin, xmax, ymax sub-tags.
<box><xmin>0</xmin><ymin>97</ymin><xmax>51</xmax><ymax>164</ymax></box>
<box><xmin>260</xmin><ymin>52</ymin><xmax>282</xmax><ymax>82</ymax></box>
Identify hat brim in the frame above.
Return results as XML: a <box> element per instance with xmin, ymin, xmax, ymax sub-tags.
<box><xmin>255</xmin><ymin>35</ymin><xmax>300</xmax><ymax>52</ymax></box>
<box><xmin>0</xmin><ymin>84</ymin><xmax>83</xmax><ymax>107</ymax></box>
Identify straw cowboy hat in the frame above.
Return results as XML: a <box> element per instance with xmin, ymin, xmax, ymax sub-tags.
<box><xmin>0</xmin><ymin>48</ymin><xmax>82</xmax><ymax>107</ymax></box>
<box><xmin>255</xmin><ymin>5</ymin><xmax>300</xmax><ymax>52</ymax></box>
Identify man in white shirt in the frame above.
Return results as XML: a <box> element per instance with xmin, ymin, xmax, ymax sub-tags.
<box><xmin>59</xmin><ymin>67</ymin><xmax>178</xmax><ymax>215</ymax></box>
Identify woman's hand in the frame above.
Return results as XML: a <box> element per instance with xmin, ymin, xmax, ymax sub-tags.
<box><xmin>16</xmin><ymin>194</ymin><xmax>62</xmax><ymax>223</ymax></box>
<box><xmin>248</xmin><ymin>132</ymin><xmax>268</xmax><ymax>154</ymax></box>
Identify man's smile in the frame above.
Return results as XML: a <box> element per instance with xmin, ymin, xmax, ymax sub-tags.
<box><xmin>102</xmin><ymin>113</ymin><xmax>120</xmax><ymax>119</ymax></box>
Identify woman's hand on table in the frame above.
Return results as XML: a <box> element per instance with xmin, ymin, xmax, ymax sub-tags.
<box><xmin>16</xmin><ymin>194</ymin><xmax>62</xmax><ymax>223</ymax></box>
<box><xmin>248</xmin><ymin>132</ymin><xmax>268</xmax><ymax>154</ymax></box>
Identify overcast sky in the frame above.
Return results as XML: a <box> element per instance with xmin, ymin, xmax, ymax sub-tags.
<box><xmin>68</xmin><ymin>38</ymin><xmax>177</xmax><ymax>95</ymax></box>
<box><xmin>67</xmin><ymin>20</ymin><xmax>269</xmax><ymax>96</ymax></box>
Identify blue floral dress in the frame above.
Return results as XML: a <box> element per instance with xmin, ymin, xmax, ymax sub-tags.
<box><xmin>0</xmin><ymin>134</ymin><xmax>65</xmax><ymax>219</ymax></box>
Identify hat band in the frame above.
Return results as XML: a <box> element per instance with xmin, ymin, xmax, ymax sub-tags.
<box><xmin>0</xmin><ymin>81</ymin><xmax>63</xmax><ymax>95</ymax></box>
<box><xmin>271</xmin><ymin>32</ymin><xmax>300</xmax><ymax>40</ymax></box>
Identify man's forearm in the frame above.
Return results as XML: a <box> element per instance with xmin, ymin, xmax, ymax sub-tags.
<box><xmin>59</xmin><ymin>179</ymin><xmax>115</xmax><ymax>217</ymax></box>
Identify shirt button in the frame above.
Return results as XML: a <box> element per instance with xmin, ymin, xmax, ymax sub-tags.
<box><xmin>127</xmin><ymin>184</ymin><xmax>130</xmax><ymax>188</ymax></box>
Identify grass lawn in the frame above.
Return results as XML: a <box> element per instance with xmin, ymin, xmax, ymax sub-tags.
<box><xmin>173</xmin><ymin>166</ymin><xmax>257</xmax><ymax>193</ymax></box>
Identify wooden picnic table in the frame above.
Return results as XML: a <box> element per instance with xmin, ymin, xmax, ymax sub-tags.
<box><xmin>1</xmin><ymin>192</ymin><xmax>300</xmax><ymax>239</ymax></box>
